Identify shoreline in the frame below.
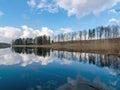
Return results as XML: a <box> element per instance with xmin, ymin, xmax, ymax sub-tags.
<box><xmin>12</xmin><ymin>38</ymin><xmax>120</xmax><ymax>56</ymax></box>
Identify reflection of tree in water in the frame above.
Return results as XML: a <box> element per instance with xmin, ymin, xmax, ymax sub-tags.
<box><xmin>12</xmin><ymin>47</ymin><xmax>24</xmax><ymax>54</ymax></box>
<box><xmin>35</xmin><ymin>48</ymin><xmax>50</xmax><ymax>57</ymax></box>
<box><xmin>53</xmin><ymin>51</ymin><xmax>120</xmax><ymax>75</ymax></box>
<box><xmin>88</xmin><ymin>54</ymin><xmax>96</xmax><ymax>64</ymax></box>
<box><xmin>12</xmin><ymin>47</ymin><xmax>50</xmax><ymax>57</ymax></box>
<box><xmin>12</xmin><ymin>48</ymin><xmax>120</xmax><ymax>75</ymax></box>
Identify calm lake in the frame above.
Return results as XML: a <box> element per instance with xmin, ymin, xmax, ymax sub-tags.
<box><xmin>0</xmin><ymin>47</ymin><xmax>120</xmax><ymax>90</ymax></box>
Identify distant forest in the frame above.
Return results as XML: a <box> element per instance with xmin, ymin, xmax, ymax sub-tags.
<box><xmin>12</xmin><ymin>35</ymin><xmax>50</xmax><ymax>45</ymax></box>
<box><xmin>12</xmin><ymin>25</ymin><xmax>120</xmax><ymax>45</ymax></box>
<box><xmin>0</xmin><ymin>43</ymin><xmax>10</xmax><ymax>48</ymax></box>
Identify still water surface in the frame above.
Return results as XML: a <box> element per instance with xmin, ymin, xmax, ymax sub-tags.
<box><xmin>0</xmin><ymin>47</ymin><xmax>120</xmax><ymax>90</ymax></box>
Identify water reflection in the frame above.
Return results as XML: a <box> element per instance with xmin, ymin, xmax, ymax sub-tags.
<box><xmin>0</xmin><ymin>47</ymin><xmax>120</xmax><ymax>90</ymax></box>
<box><xmin>11</xmin><ymin>47</ymin><xmax>120</xmax><ymax>75</ymax></box>
<box><xmin>57</xmin><ymin>75</ymin><xmax>114</xmax><ymax>90</ymax></box>
<box><xmin>54</xmin><ymin>51</ymin><xmax>120</xmax><ymax>75</ymax></box>
<box><xmin>12</xmin><ymin>47</ymin><xmax>50</xmax><ymax>57</ymax></box>
<box><xmin>0</xmin><ymin>48</ymin><xmax>53</xmax><ymax>66</ymax></box>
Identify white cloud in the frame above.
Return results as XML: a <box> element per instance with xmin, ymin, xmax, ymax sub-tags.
<box><xmin>37</xmin><ymin>0</ymin><xmax>58</xmax><ymax>13</ymax></box>
<box><xmin>27</xmin><ymin>0</ymin><xmax>120</xmax><ymax>17</ymax></box>
<box><xmin>21</xmin><ymin>25</ymin><xmax>54</xmax><ymax>38</ymax></box>
<box><xmin>0</xmin><ymin>10</ymin><xmax>4</xmax><ymax>16</ymax></box>
<box><xmin>27</xmin><ymin>0</ymin><xmax>36</xmax><ymax>7</ymax></box>
<box><xmin>20</xmin><ymin>25</ymin><xmax>39</xmax><ymax>38</ymax></box>
<box><xmin>21</xmin><ymin>26</ymin><xmax>54</xmax><ymax>38</ymax></box>
<box><xmin>0</xmin><ymin>25</ymin><xmax>54</xmax><ymax>43</ymax></box>
<box><xmin>56</xmin><ymin>0</ymin><xmax>120</xmax><ymax>17</ymax></box>
<box><xmin>39</xmin><ymin>27</ymin><xmax>54</xmax><ymax>36</ymax></box>
<box><xmin>60</xmin><ymin>28</ymin><xmax>73</xmax><ymax>34</ymax></box>
<box><xmin>109</xmin><ymin>18</ymin><xmax>120</xmax><ymax>24</ymax></box>
<box><xmin>0</xmin><ymin>26</ymin><xmax>22</xmax><ymax>43</ymax></box>
<box><xmin>109</xmin><ymin>9</ymin><xmax>117</xmax><ymax>14</ymax></box>
<box><xmin>109</xmin><ymin>9</ymin><xmax>120</xmax><ymax>14</ymax></box>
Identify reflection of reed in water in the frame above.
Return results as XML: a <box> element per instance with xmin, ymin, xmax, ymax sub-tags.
<box><xmin>11</xmin><ymin>48</ymin><xmax>120</xmax><ymax>75</ymax></box>
<box><xmin>53</xmin><ymin>50</ymin><xmax>120</xmax><ymax>75</ymax></box>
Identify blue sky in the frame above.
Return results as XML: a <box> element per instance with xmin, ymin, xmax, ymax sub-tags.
<box><xmin>0</xmin><ymin>0</ymin><xmax>120</xmax><ymax>42</ymax></box>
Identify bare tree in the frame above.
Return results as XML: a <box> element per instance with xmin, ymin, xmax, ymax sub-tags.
<box><xmin>88</xmin><ymin>29</ymin><xmax>92</xmax><ymax>40</ymax></box>
<box><xmin>83</xmin><ymin>30</ymin><xmax>87</xmax><ymax>40</ymax></box>
<box><xmin>112</xmin><ymin>25</ymin><xmax>119</xmax><ymax>38</ymax></box>
<box><xmin>78</xmin><ymin>31</ymin><xmax>82</xmax><ymax>40</ymax></box>
<box><xmin>99</xmin><ymin>26</ymin><xmax>104</xmax><ymax>39</ymax></box>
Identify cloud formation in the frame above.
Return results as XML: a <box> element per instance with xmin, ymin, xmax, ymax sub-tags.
<box><xmin>0</xmin><ymin>25</ymin><xmax>54</xmax><ymax>43</ymax></box>
<box><xmin>56</xmin><ymin>0</ymin><xmax>120</xmax><ymax>17</ymax></box>
<box><xmin>0</xmin><ymin>48</ymin><xmax>21</xmax><ymax>65</ymax></box>
<box><xmin>60</xmin><ymin>28</ymin><xmax>73</xmax><ymax>34</ymax></box>
<box><xmin>0</xmin><ymin>48</ymin><xmax>55</xmax><ymax>66</ymax></box>
<box><xmin>0</xmin><ymin>48</ymin><xmax>74</xmax><ymax>67</ymax></box>
<box><xmin>109</xmin><ymin>9</ymin><xmax>120</xmax><ymax>14</ymax></box>
<box><xmin>0</xmin><ymin>25</ymin><xmax>79</xmax><ymax>43</ymax></box>
<box><xmin>0</xmin><ymin>27</ymin><xmax>22</xmax><ymax>43</ymax></box>
<box><xmin>37</xmin><ymin>0</ymin><xmax>58</xmax><ymax>13</ymax></box>
<box><xmin>109</xmin><ymin>9</ymin><xmax>118</xmax><ymax>14</ymax></box>
<box><xmin>109</xmin><ymin>18</ymin><xmax>120</xmax><ymax>24</ymax></box>
<box><xmin>27</xmin><ymin>0</ymin><xmax>120</xmax><ymax>17</ymax></box>
<box><xmin>27</xmin><ymin>0</ymin><xmax>36</xmax><ymax>7</ymax></box>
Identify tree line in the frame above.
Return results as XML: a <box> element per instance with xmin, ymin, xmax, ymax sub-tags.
<box><xmin>53</xmin><ymin>25</ymin><xmax>120</xmax><ymax>42</ymax></box>
<box><xmin>12</xmin><ymin>35</ymin><xmax>51</xmax><ymax>45</ymax></box>
<box><xmin>12</xmin><ymin>25</ymin><xmax>120</xmax><ymax>45</ymax></box>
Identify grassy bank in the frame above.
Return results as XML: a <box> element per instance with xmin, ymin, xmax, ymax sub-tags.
<box><xmin>12</xmin><ymin>38</ymin><xmax>120</xmax><ymax>56</ymax></box>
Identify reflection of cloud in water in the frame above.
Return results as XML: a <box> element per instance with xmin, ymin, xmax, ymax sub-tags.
<box><xmin>0</xmin><ymin>48</ymin><xmax>75</xmax><ymax>67</ymax></box>
<box><xmin>110</xmin><ymin>79</ymin><xmax>118</xmax><ymax>86</ymax></box>
<box><xmin>20</xmin><ymin>53</ymin><xmax>54</xmax><ymax>67</ymax></box>
<box><xmin>59</xmin><ymin>59</ymin><xmax>72</xmax><ymax>65</ymax></box>
<box><xmin>1</xmin><ymin>48</ymin><xmax>120</xmax><ymax>75</ymax></box>
<box><xmin>109</xmin><ymin>70</ymin><xmax>117</xmax><ymax>76</ymax></box>
<box><xmin>0</xmin><ymin>48</ymin><xmax>21</xmax><ymax>65</ymax></box>
<box><xmin>0</xmin><ymin>49</ymin><xmax>119</xmax><ymax>90</ymax></box>
<box><xmin>57</xmin><ymin>75</ymin><xmax>115</xmax><ymax>90</ymax></box>
<box><xmin>0</xmin><ymin>48</ymin><xmax>55</xmax><ymax>66</ymax></box>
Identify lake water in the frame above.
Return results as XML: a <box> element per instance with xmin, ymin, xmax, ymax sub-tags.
<box><xmin>0</xmin><ymin>47</ymin><xmax>120</xmax><ymax>90</ymax></box>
